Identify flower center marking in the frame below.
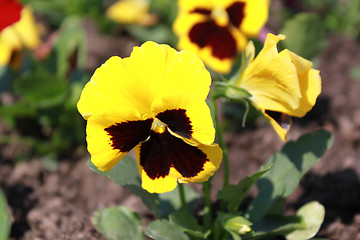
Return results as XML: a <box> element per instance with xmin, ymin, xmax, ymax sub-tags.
<box><xmin>151</xmin><ymin>118</ymin><xmax>167</xmax><ymax>134</ymax></box>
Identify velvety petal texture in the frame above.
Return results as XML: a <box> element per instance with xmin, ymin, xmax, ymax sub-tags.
<box><xmin>78</xmin><ymin>41</ymin><xmax>222</xmax><ymax>193</ymax></box>
<box><xmin>235</xmin><ymin>33</ymin><xmax>321</xmax><ymax>141</ymax></box>
<box><xmin>0</xmin><ymin>6</ymin><xmax>41</xmax><ymax>66</ymax></box>
<box><xmin>173</xmin><ymin>0</ymin><xmax>269</xmax><ymax>73</ymax></box>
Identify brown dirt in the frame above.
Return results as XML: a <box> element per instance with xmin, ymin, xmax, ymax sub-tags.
<box><xmin>1</xmin><ymin>22</ymin><xmax>360</xmax><ymax>240</ymax></box>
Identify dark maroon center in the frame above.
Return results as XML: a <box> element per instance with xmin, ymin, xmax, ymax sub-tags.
<box><xmin>226</xmin><ymin>2</ymin><xmax>246</xmax><ymax>28</ymax></box>
<box><xmin>189</xmin><ymin>21</ymin><xmax>237</xmax><ymax>60</ymax></box>
<box><xmin>187</xmin><ymin>1</ymin><xmax>246</xmax><ymax>60</ymax></box>
<box><xmin>140</xmin><ymin>130</ymin><xmax>208</xmax><ymax>179</ymax></box>
<box><xmin>105</xmin><ymin>118</ymin><xmax>153</xmax><ymax>152</ymax></box>
<box><xmin>105</xmin><ymin>109</ymin><xmax>207</xmax><ymax>180</ymax></box>
<box><xmin>156</xmin><ymin>109</ymin><xmax>193</xmax><ymax>139</ymax></box>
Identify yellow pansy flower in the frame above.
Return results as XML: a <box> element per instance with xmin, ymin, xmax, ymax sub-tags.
<box><xmin>232</xmin><ymin>33</ymin><xmax>321</xmax><ymax>141</ymax></box>
<box><xmin>173</xmin><ymin>0</ymin><xmax>269</xmax><ymax>73</ymax></box>
<box><xmin>0</xmin><ymin>6</ymin><xmax>41</xmax><ymax>66</ymax></box>
<box><xmin>77</xmin><ymin>41</ymin><xmax>222</xmax><ymax>193</ymax></box>
<box><xmin>106</xmin><ymin>0</ymin><xmax>157</xmax><ymax>26</ymax></box>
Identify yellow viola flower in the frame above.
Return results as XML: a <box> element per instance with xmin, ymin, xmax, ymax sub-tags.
<box><xmin>0</xmin><ymin>6</ymin><xmax>41</xmax><ymax>66</ymax></box>
<box><xmin>106</xmin><ymin>0</ymin><xmax>157</xmax><ymax>26</ymax></box>
<box><xmin>78</xmin><ymin>41</ymin><xmax>222</xmax><ymax>193</ymax></box>
<box><xmin>173</xmin><ymin>0</ymin><xmax>269</xmax><ymax>73</ymax></box>
<box><xmin>232</xmin><ymin>33</ymin><xmax>321</xmax><ymax>141</ymax></box>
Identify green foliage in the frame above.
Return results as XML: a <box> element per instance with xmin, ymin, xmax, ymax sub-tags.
<box><xmin>280</xmin><ymin>13</ymin><xmax>327</xmax><ymax>60</ymax></box>
<box><xmin>286</xmin><ymin>201</ymin><xmax>325</xmax><ymax>240</ymax></box>
<box><xmin>0</xmin><ymin>16</ymin><xmax>88</xmax><ymax>160</ymax></box>
<box><xmin>159</xmin><ymin>185</ymin><xmax>200</xmax><ymax>215</ymax></box>
<box><xmin>170</xmin><ymin>211</ymin><xmax>210</xmax><ymax>239</ymax></box>
<box><xmin>23</xmin><ymin>0</ymin><xmax>107</xmax><ymax>27</ymax></box>
<box><xmin>146</xmin><ymin>219</ymin><xmax>190</xmax><ymax>240</ymax></box>
<box><xmin>88</xmin><ymin>157</ymin><xmax>200</xmax><ymax>217</ymax></box>
<box><xmin>13</xmin><ymin>71</ymin><xmax>67</xmax><ymax>108</ymax></box>
<box><xmin>92</xmin><ymin>206</ymin><xmax>144</xmax><ymax>240</ymax></box>
<box><xmin>217</xmin><ymin>167</ymin><xmax>270</xmax><ymax>212</ymax></box>
<box><xmin>247</xmin><ymin>130</ymin><xmax>334</xmax><ymax>223</ymax></box>
<box><xmin>251</xmin><ymin>215</ymin><xmax>306</xmax><ymax>239</ymax></box>
<box><xmin>0</xmin><ymin>188</ymin><xmax>11</xmax><ymax>240</ymax></box>
<box><xmin>91</xmin><ymin>131</ymin><xmax>332</xmax><ymax>240</ymax></box>
<box><xmin>88</xmin><ymin>157</ymin><xmax>162</xmax><ymax>216</ymax></box>
<box><xmin>127</xmin><ymin>24</ymin><xmax>178</xmax><ymax>47</ymax></box>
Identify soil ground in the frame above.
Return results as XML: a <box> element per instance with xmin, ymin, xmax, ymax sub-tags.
<box><xmin>1</xmin><ymin>17</ymin><xmax>360</xmax><ymax>240</ymax></box>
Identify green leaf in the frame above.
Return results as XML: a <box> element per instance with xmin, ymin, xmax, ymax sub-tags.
<box><xmin>247</xmin><ymin>130</ymin><xmax>334</xmax><ymax>223</ymax></box>
<box><xmin>145</xmin><ymin>219</ymin><xmax>190</xmax><ymax>240</ymax></box>
<box><xmin>127</xmin><ymin>24</ymin><xmax>178</xmax><ymax>47</ymax></box>
<box><xmin>281</xmin><ymin>13</ymin><xmax>327</xmax><ymax>59</ymax></box>
<box><xmin>170</xmin><ymin>211</ymin><xmax>209</xmax><ymax>239</ymax></box>
<box><xmin>159</xmin><ymin>185</ymin><xmax>200</xmax><ymax>216</ymax></box>
<box><xmin>87</xmin><ymin>157</ymin><xmax>162</xmax><ymax>216</ymax></box>
<box><xmin>92</xmin><ymin>206</ymin><xmax>144</xmax><ymax>240</ymax></box>
<box><xmin>55</xmin><ymin>16</ymin><xmax>87</xmax><ymax>76</ymax></box>
<box><xmin>13</xmin><ymin>71</ymin><xmax>68</xmax><ymax>109</ymax></box>
<box><xmin>0</xmin><ymin>188</ymin><xmax>11</xmax><ymax>240</ymax></box>
<box><xmin>251</xmin><ymin>215</ymin><xmax>306</xmax><ymax>239</ymax></box>
<box><xmin>217</xmin><ymin>167</ymin><xmax>271</xmax><ymax>212</ymax></box>
<box><xmin>286</xmin><ymin>201</ymin><xmax>325</xmax><ymax>240</ymax></box>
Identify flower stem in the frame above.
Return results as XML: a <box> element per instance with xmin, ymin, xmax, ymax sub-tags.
<box><xmin>210</xmin><ymin>96</ymin><xmax>230</xmax><ymax>187</ymax></box>
<box><xmin>202</xmin><ymin>181</ymin><xmax>212</xmax><ymax>230</ymax></box>
<box><xmin>178</xmin><ymin>183</ymin><xmax>188</xmax><ymax>212</ymax></box>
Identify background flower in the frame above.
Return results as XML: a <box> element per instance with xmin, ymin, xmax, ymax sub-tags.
<box><xmin>106</xmin><ymin>0</ymin><xmax>157</xmax><ymax>26</ymax></box>
<box><xmin>173</xmin><ymin>0</ymin><xmax>269</xmax><ymax>73</ymax></box>
<box><xmin>0</xmin><ymin>0</ymin><xmax>23</xmax><ymax>32</ymax></box>
<box><xmin>0</xmin><ymin>6</ymin><xmax>41</xmax><ymax>66</ymax></box>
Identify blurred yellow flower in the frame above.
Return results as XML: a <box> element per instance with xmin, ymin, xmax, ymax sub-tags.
<box><xmin>173</xmin><ymin>0</ymin><xmax>269</xmax><ymax>73</ymax></box>
<box><xmin>78</xmin><ymin>41</ymin><xmax>222</xmax><ymax>193</ymax></box>
<box><xmin>106</xmin><ymin>0</ymin><xmax>157</xmax><ymax>26</ymax></box>
<box><xmin>0</xmin><ymin>6</ymin><xmax>41</xmax><ymax>66</ymax></box>
<box><xmin>232</xmin><ymin>33</ymin><xmax>321</xmax><ymax>141</ymax></box>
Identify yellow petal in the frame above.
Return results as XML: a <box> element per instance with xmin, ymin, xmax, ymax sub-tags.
<box><xmin>106</xmin><ymin>0</ymin><xmax>156</xmax><ymax>26</ymax></box>
<box><xmin>177</xmin><ymin>0</ymin><xmax>215</xmax><ymax>11</ymax></box>
<box><xmin>284</xmin><ymin>50</ymin><xmax>322</xmax><ymax>117</ymax></box>
<box><xmin>0</xmin><ymin>40</ymin><xmax>12</xmax><ymax>66</ymax></box>
<box><xmin>240</xmin><ymin>0</ymin><xmax>270</xmax><ymax>37</ymax></box>
<box><xmin>12</xmin><ymin>7</ymin><xmax>41</xmax><ymax>49</ymax></box>
<box><xmin>263</xmin><ymin>110</ymin><xmax>292</xmax><ymax>141</ymax></box>
<box><xmin>86</xmin><ymin>107</ymin><xmax>147</xmax><ymax>172</ymax></box>
<box><xmin>238</xmin><ymin>33</ymin><xmax>301</xmax><ymax>113</ymax></box>
<box><xmin>78</xmin><ymin>42</ymin><xmax>212</xmax><ymax>120</ymax></box>
<box><xmin>179</xmin><ymin>142</ymin><xmax>222</xmax><ymax>183</ymax></box>
<box><xmin>77</xmin><ymin>56</ymin><xmax>152</xmax><ymax>119</ymax></box>
<box><xmin>122</xmin><ymin>41</ymin><xmax>212</xmax><ymax>100</ymax></box>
